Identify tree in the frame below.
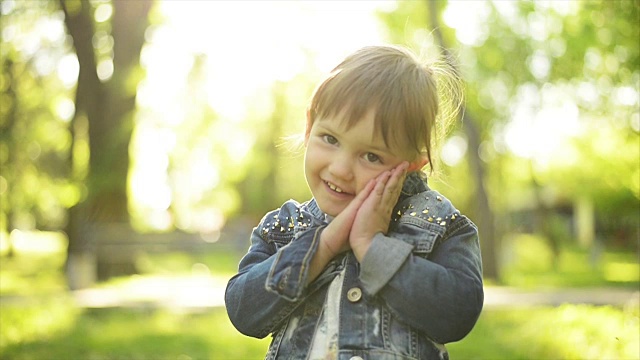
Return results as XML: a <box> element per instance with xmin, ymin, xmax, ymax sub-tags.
<box><xmin>60</xmin><ymin>0</ymin><xmax>153</xmax><ymax>288</ymax></box>
<box><xmin>426</xmin><ymin>0</ymin><xmax>499</xmax><ymax>280</ymax></box>
<box><xmin>0</xmin><ymin>0</ymin><xmax>76</xmax><ymax>249</ymax></box>
<box><xmin>378</xmin><ymin>1</ymin><xmax>500</xmax><ymax>280</ymax></box>
<box><xmin>379</xmin><ymin>0</ymin><xmax>639</xmax><ymax>280</ymax></box>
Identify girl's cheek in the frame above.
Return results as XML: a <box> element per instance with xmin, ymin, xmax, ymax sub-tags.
<box><xmin>357</xmin><ymin>173</ymin><xmax>381</xmax><ymax>193</ymax></box>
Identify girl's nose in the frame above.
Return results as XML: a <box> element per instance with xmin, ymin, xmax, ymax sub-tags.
<box><xmin>328</xmin><ymin>153</ymin><xmax>354</xmax><ymax>181</ymax></box>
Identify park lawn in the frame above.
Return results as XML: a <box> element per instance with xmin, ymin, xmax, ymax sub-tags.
<box><xmin>499</xmin><ymin>233</ymin><xmax>640</xmax><ymax>289</ymax></box>
<box><xmin>1</xmin><ymin>299</ymin><xmax>638</xmax><ymax>359</ymax></box>
<box><xmin>0</xmin><ymin>297</ymin><xmax>271</xmax><ymax>359</ymax></box>
<box><xmin>447</xmin><ymin>303</ymin><xmax>639</xmax><ymax>359</ymax></box>
<box><xmin>3</xmin><ymin>231</ymin><xmax>638</xmax><ymax>296</ymax></box>
<box><xmin>1</xmin><ymin>232</ymin><xmax>638</xmax><ymax>359</ymax></box>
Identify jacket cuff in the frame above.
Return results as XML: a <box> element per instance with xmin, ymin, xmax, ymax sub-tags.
<box><xmin>265</xmin><ymin>225</ymin><xmax>325</xmax><ymax>301</ymax></box>
<box><xmin>360</xmin><ymin>232</ymin><xmax>413</xmax><ymax>296</ymax></box>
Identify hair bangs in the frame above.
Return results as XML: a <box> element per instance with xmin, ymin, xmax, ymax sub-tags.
<box><xmin>308</xmin><ymin>45</ymin><xmax>455</xmax><ymax>169</ymax></box>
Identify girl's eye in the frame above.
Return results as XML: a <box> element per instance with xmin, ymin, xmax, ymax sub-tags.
<box><xmin>365</xmin><ymin>153</ymin><xmax>381</xmax><ymax>163</ymax></box>
<box><xmin>323</xmin><ymin>134</ymin><xmax>338</xmax><ymax>145</ymax></box>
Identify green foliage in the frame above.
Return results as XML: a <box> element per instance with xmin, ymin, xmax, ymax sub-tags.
<box><xmin>378</xmin><ymin>0</ymin><xmax>640</xmax><ymax>258</ymax></box>
<box><xmin>129</xmin><ymin>54</ymin><xmax>315</xmax><ymax>231</ymax></box>
<box><xmin>1</xmin><ymin>0</ymin><xmax>79</xmax><ymax>231</ymax></box>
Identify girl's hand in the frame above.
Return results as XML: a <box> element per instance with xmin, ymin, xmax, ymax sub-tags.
<box><xmin>349</xmin><ymin>161</ymin><xmax>408</xmax><ymax>262</ymax></box>
<box><xmin>306</xmin><ymin>179</ymin><xmax>377</xmax><ymax>285</ymax></box>
<box><xmin>319</xmin><ymin>178</ymin><xmax>376</xmax><ymax>258</ymax></box>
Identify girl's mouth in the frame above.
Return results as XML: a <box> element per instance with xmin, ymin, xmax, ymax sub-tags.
<box><xmin>326</xmin><ymin>181</ymin><xmax>344</xmax><ymax>193</ymax></box>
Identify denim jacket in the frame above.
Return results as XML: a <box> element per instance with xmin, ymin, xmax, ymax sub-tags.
<box><xmin>225</xmin><ymin>173</ymin><xmax>484</xmax><ymax>360</ymax></box>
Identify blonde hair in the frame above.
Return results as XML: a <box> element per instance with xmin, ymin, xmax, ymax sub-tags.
<box><xmin>307</xmin><ymin>45</ymin><xmax>462</xmax><ymax>172</ymax></box>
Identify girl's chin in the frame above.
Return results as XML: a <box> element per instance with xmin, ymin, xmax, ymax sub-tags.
<box><xmin>316</xmin><ymin>200</ymin><xmax>346</xmax><ymax>218</ymax></box>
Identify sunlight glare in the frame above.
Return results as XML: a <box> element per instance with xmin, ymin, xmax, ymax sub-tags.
<box><xmin>96</xmin><ymin>58</ymin><xmax>114</xmax><ymax>81</ymax></box>
<box><xmin>57</xmin><ymin>53</ymin><xmax>79</xmax><ymax>88</ymax></box>
<box><xmin>55</xmin><ymin>97</ymin><xmax>75</xmax><ymax>122</ymax></box>
<box><xmin>132</xmin><ymin>0</ymin><xmax>389</xmax><ymax>230</ymax></box>
<box><xmin>614</xmin><ymin>86</ymin><xmax>638</xmax><ymax>107</ymax></box>
<box><xmin>443</xmin><ymin>1</ymin><xmax>490</xmax><ymax>46</ymax></box>
<box><xmin>130</xmin><ymin>127</ymin><xmax>173</xmax><ymax>212</ymax></box>
<box><xmin>188</xmin><ymin>148</ymin><xmax>221</xmax><ymax>191</ymax></box>
<box><xmin>9</xmin><ymin>229</ymin><xmax>67</xmax><ymax>253</ymax></box>
<box><xmin>440</xmin><ymin>135</ymin><xmax>468</xmax><ymax>167</ymax></box>
<box><xmin>94</xmin><ymin>3</ymin><xmax>113</xmax><ymax>23</ymax></box>
<box><xmin>0</xmin><ymin>0</ymin><xmax>15</xmax><ymax>15</ymax></box>
<box><xmin>505</xmin><ymin>84</ymin><xmax>580</xmax><ymax>164</ymax></box>
<box><xmin>529</xmin><ymin>50</ymin><xmax>551</xmax><ymax>80</ymax></box>
<box><xmin>34</xmin><ymin>52</ymin><xmax>55</xmax><ymax>76</ymax></box>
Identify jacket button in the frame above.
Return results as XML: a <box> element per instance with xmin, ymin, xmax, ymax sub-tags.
<box><xmin>347</xmin><ymin>287</ymin><xmax>362</xmax><ymax>302</ymax></box>
<box><xmin>350</xmin><ymin>356</ymin><xmax>364</xmax><ymax>360</ymax></box>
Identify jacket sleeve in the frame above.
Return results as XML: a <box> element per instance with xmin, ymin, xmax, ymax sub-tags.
<box><xmin>359</xmin><ymin>216</ymin><xmax>484</xmax><ymax>344</ymax></box>
<box><xmin>225</xmin><ymin>221</ymin><xmax>326</xmax><ymax>338</ymax></box>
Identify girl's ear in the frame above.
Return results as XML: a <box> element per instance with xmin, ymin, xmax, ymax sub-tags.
<box><xmin>407</xmin><ymin>156</ymin><xmax>429</xmax><ymax>172</ymax></box>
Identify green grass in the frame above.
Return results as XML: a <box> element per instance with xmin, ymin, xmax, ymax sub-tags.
<box><xmin>1</xmin><ymin>301</ymin><xmax>271</xmax><ymax>359</ymax></box>
<box><xmin>448</xmin><ymin>304</ymin><xmax>639</xmax><ymax>359</ymax></box>
<box><xmin>1</xmin><ymin>231</ymin><xmax>639</xmax><ymax>359</ymax></box>
<box><xmin>0</xmin><ymin>231</ymin><xmax>68</xmax><ymax>296</ymax></box>
<box><xmin>500</xmin><ymin>233</ymin><xmax>639</xmax><ymax>289</ymax></box>
<box><xmin>0</xmin><ymin>252</ymin><xmax>68</xmax><ymax>295</ymax></box>
<box><xmin>0</xmin><ymin>295</ymin><xmax>80</xmax><ymax>350</ymax></box>
<box><xmin>2</xmin><ymin>300</ymin><xmax>637</xmax><ymax>359</ymax></box>
<box><xmin>136</xmin><ymin>249</ymin><xmax>242</xmax><ymax>279</ymax></box>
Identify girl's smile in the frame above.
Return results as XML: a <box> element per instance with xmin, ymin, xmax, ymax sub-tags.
<box><xmin>325</xmin><ymin>181</ymin><xmax>348</xmax><ymax>195</ymax></box>
<box><xmin>304</xmin><ymin>110</ymin><xmax>410</xmax><ymax>217</ymax></box>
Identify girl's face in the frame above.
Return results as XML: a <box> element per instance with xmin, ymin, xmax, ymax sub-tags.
<box><xmin>304</xmin><ymin>110</ymin><xmax>418</xmax><ymax>217</ymax></box>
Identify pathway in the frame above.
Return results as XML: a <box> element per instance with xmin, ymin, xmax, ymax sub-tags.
<box><xmin>68</xmin><ymin>276</ymin><xmax>639</xmax><ymax>310</ymax></box>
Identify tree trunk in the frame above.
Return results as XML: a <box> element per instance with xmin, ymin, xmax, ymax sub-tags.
<box><xmin>462</xmin><ymin>112</ymin><xmax>500</xmax><ymax>280</ymax></box>
<box><xmin>426</xmin><ymin>0</ymin><xmax>500</xmax><ymax>280</ymax></box>
<box><xmin>529</xmin><ymin>160</ymin><xmax>561</xmax><ymax>269</ymax></box>
<box><xmin>1</xmin><ymin>56</ymin><xmax>17</xmax><ymax>258</ymax></box>
<box><xmin>60</xmin><ymin>0</ymin><xmax>152</xmax><ymax>288</ymax></box>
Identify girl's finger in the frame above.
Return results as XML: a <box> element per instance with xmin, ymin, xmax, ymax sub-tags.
<box><xmin>358</xmin><ymin>178</ymin><xmax>376</xmax><ymax>200</ymax></box>
<box><xmin>346</xmin><ymin>178</ymin><xmax>377</xmax><ymax>213</ymax></box>
<box><xmin>378</xmin><ymin>171</ymin><xmax>393</xmax><ymax>191</ymax></box>
<box><xmin>340</xmin><ymin>178</ymin><xmax>375</xmax><ymax>216</ymax></box>
<box><xmin>393</xmin><ymin>161</ymin><xmax>409</xmax><ymax>179</ymax></box>
<box><xmin>383</xmin><ymin>162</ymin><xmax>408</xmax><ymax>197</ymax></box>
<box><xmin>373</xmin><ymin>173</ymin><xmax>388</xmax><ymax>196</ymax></box>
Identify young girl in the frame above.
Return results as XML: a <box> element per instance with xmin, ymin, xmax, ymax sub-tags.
<box><xmin>225</xmin><ymin>45</ymin><xmax>483</xmax><ymax>360</ymax></box>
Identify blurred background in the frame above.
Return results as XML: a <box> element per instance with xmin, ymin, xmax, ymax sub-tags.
<box><xmin>0</xmin><ymin>0</ymin><xmax>638</xmax><ymax>359</ymax></box>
